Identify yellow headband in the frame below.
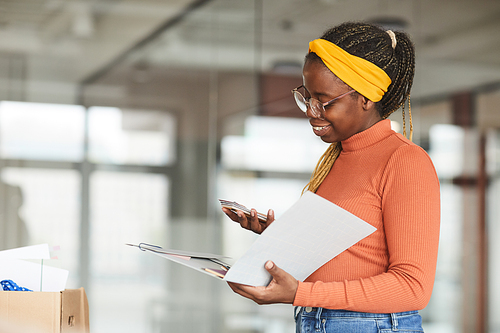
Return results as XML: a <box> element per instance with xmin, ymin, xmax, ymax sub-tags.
<box><xmin>308</xmin><ymin>39</ymin><xmax>391</xmax><ymax>102</ymax></box>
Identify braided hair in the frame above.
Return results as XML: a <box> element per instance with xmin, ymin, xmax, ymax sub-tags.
<box><xmin>304</xmin><ymin>22</ymin><xmax>416</xmax><ymax>193</ymax></box>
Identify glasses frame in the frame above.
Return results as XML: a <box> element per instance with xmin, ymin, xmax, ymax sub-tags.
<box><xmin>291</xmin><ymin>85</ymin><xmax>356</xmax><ymax>119</ymax></box>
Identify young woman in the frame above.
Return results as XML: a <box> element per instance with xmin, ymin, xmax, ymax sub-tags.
<box><xmin>222</xmin><ymin>22</ymin><xmax>440</xmax><ymax>333</ymax></box>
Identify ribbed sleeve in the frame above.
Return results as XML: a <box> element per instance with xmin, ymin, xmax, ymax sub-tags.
<box><xmin>292</xmin><ymin>119</ymin><xmax>440</xmax><ymax>313</ymax></box>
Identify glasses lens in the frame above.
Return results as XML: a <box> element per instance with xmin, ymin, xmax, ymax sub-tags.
<box><xmin>309</xmin><ymin>99</ymin><xmax>324</xmax><ymax>118</ymax></box>
<box><xmin>293</xmin><ymin>91</ymin><xmax>308</xmax><ymax>112</ymax></box>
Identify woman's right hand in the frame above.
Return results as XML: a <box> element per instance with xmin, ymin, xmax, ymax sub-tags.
<box><xmin>222</xmin><ymin>207</ymin><xmax>274</xmax><ymax>234</ymax></box>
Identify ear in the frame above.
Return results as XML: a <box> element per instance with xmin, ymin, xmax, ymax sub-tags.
<box><xmin>360</xmin><ymin>96</ymin><xmax>376</xmax><ymax>112</ymax></box>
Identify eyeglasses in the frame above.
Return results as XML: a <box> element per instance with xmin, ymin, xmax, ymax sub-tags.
<box><xmin>291</xmin><ymin>85</ymin><xmax>356</xmax><ymax>119</ymax></box>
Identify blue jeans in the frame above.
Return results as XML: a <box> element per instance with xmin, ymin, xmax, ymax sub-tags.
<box><xmin>294</xmin><ymin>307</ymin><xmax>424</xmax><ymax>333</ymax></box>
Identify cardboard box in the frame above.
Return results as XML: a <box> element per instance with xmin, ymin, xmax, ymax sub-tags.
<box><xmin>0</xmin><ymin>288</ymin><xmax>89</xmax><ymax>333</ymax></box>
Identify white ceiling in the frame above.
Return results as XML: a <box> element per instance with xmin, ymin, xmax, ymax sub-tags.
<box><xmin>0</xmin><ymin>0</ymin><xmax>499</xmax><ymax>101</ymax></box>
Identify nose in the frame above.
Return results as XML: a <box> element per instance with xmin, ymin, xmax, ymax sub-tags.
<box><xmin>305</xmin><ymin>104</ymin><xmax>323</xmax><ymax>120</ymax></box>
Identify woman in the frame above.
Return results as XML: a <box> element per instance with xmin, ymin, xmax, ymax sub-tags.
<box><xmin>222</xmin><ymin>22</ymin><xmax>440</xmax><ymax>333</ymax></box>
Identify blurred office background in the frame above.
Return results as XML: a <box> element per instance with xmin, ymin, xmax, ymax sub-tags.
<box><xmin>0</xmin><ymin>0</ymin><xmax>499</xmax><ymax>332</ymax></box>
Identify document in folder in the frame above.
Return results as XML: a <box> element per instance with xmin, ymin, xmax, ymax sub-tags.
<box><xmin>129</xmin><ymin>191</ymin><xmax>376</xmax><ymax>286</ymax></box>
<box><xmin>126</xmin><ymin>243</ymin><xmax>231</xmax><ymax>280</ymax></box>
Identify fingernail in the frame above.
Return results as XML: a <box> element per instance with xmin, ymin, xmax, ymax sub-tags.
<box><xmin>265</xmin><ymin>261</ymin><xmax>274</xmax><ymax>269</ymax></box>
<box><xmin>251</xmin><ymin>210</ymin><xmax>255</xmax><ymax>217</ymax></box>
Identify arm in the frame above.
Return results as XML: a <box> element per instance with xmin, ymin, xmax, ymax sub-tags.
<box><xmin>293</xmin><ymin>145</ymin><xmax>441</xmax><ymax>312</ymax></box>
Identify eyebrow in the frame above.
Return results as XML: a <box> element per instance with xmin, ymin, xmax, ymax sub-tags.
<box><xmin>303</xmin><ymin>86</ymin><xmax>331</xmax><ymax>99</ymax></box>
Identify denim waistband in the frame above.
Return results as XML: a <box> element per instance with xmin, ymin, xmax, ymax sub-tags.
<box><xmin>296</xmin><ymin>307</ymin><xmax>418</xmax><ymax>319</ymax></box>
<box><xmin>295</xmin><ymin>307</ymin><xmax>422</xmax><ymax>332</ymax></box>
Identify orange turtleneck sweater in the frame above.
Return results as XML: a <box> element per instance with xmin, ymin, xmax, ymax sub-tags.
<box><xmin>293</xmin><ymin>119</ymin><xmax>440</xmax><ymax>313</ymax></box>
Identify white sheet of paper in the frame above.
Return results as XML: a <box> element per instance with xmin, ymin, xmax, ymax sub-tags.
<box><xmin>0</xmin><ymin>259</ymin><xmax>69</xmax><ymax>292</ymax></box>
<box><xmin>0</xmin><ymin>244</ymin><xmax>51</xmax><ymax>260</ymax></box>
<box><xmin>223</xmin><ymin>191</ymin><xmax>377</xmax><ymax>286</ymax></box>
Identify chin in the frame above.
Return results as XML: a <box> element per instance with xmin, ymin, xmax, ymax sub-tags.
<box><xmin>319</xmin><ymin>134</ymin><xmax>337</xmax><ymax>143</ymax></box>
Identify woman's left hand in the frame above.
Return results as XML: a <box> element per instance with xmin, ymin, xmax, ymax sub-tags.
<box><xmin>227</xmin><ymin>261</ymin><xmax>299</xmax><ymax>305</ymax></box>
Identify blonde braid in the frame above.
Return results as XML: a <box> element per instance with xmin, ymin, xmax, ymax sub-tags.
<box><xmin>408</xmin><ymin>94</ymin><xmax>413</xmax><ymax>141</ymax></box>
<box><xmin>303</xmin><ymin>142</ymin><xmax>342</xmax><ymax>193</ymax></box>
<box><xmin>402</xmin><ymin>101</ymin><xmax>407</xmax><ymax>138</ymax></box>
<box><xmin>401</xmin><ymin>94</ymin><xmax>413</xmax><ymax>141</ymax></box>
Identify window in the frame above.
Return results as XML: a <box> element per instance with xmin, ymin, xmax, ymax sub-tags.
<box><xmin>88</xmin><ymin>107</ymin><xmax>176</xmax><ymax>166</ymax></box>
<box><xmin>0</xmin><ymin>101</ymin><xmax>85</xmax><ymax>161</ymax></box>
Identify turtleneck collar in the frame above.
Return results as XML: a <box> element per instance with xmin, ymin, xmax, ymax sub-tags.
<box><xmin>341</xmin><ymin>119</ymin><xmax>395</xmax><ymax>153</ymax></box>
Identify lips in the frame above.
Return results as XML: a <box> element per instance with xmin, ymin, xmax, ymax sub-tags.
<box><xmin>312</xmin><ymin>124</ymin><xmax>331</xmax><ymax>136</ymax></box>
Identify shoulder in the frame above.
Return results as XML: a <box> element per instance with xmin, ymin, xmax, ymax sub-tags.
<box><xmin>383</xmin><ymin>133</ymin><xmax>439</xmax><ymax>182</ymax></box>
<box><xmin>386</xmin><ymin>133</ymin><xmax>432</xmax><ymax>161</ymax></box>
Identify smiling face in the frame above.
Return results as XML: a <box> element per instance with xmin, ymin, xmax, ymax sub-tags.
<box><xmin>302</xmin><ymin>59</ymin><xmax>382</xmax><ymax>143</ymax></box>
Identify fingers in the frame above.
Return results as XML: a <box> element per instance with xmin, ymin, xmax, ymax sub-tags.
<box><xmin>221</xmin><ymin>208</ymin><xmax>252</xmax><ymax>230</ymax></box>
<box><xmin>222</xmin><ymin>207</ymin><xmax>274</xmax><ymax>235</ymax></box>
<box><xmin>228</xmin><ymin>261</ymin><xmax>298</xmax><ymax>305</ymax></box>
<box><xmin>227</xmin><ymin>282</ymin><xmax>269</xmax><ymax>305</ymax></box>
<box><xmin>265</xmin><ymin>260</ymin><xmax>281</xmax><ymax>283</ymax></box>
<box><xmin>232</xmin><ymin>209</ymin><xmax>259</xmax><ymax>233</ymax></box>
<box><xmin>252</xmin><ymin>209</ymin><xmax>274</xmax><ymax>234</ymax></box>
<box><xmin>264</xmin><ymin>261</ymin><xmax>299</xmax><ymax>303</ymax></box>
<box><xmin>227</xmin><ymin>282</ymin><xmax>256</xmax><ymax>300</ymax></box>
<box><xmin>264</xmin><ymin>260</ymin><xmax>286</xmax><ymax>284</ymax></box>
<box><xmin>249</xmin><ymin>209</ymin><xmax>263</xmax><ymax>233</ymax></box>
<box><xmin>238</xmin><ymin>210</ymin><xmax>253</xmax><ymax>231</ymax></box>
<box><xmin>263</xmin><ymin>209</ymin><xmax>275</xmax><ymax>230</ymax></box>
<box><xmin>267</xmin><ymin>209</ymin><xmax>275</xmax><ymax>223</ymax></box>
<box><xmin>221</xmin><ymin>207</ymin><xmax>239</xmax><ymax>222</ymax></box>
